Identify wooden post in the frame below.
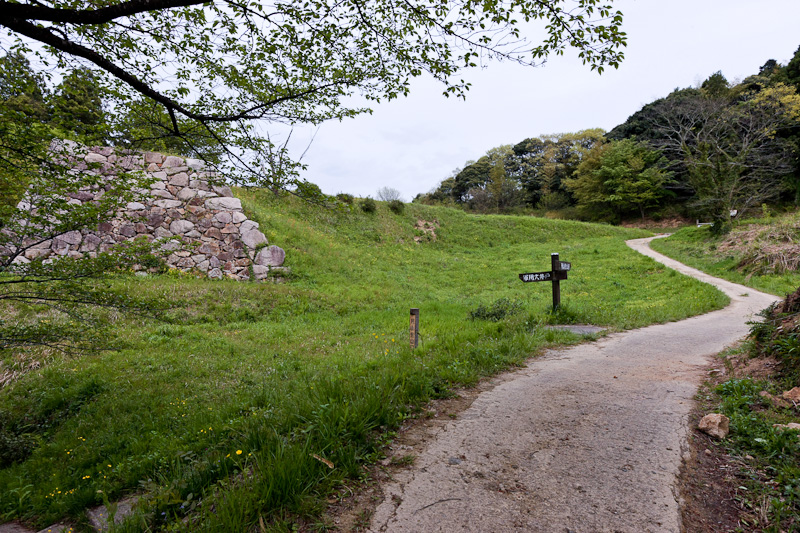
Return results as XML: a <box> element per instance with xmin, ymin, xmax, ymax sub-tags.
<box><xmin>410</xmin><ymin>308</ymin><xmax>419</xmax><ymax>349</ymax></box>
<box><xmin>550</xmin><ymin>253</ymin><xmax>561</xmax><ymax>311</ymax></box>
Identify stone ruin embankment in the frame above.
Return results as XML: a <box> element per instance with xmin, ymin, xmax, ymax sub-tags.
<box><xmin>10</xmin><ymin>145</ymin><xmax>286</xmax><ymax>281</ymax></box>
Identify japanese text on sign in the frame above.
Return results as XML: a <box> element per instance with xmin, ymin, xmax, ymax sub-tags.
<box><xmin>519</xmin><ymin>272</ymin><xmax>552</xmax><ymax>282</ymax></box>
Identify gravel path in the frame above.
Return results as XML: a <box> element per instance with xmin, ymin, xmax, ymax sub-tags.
<box><xmin>368</xmin><ymin>237</ymin><xmax>779</xmax><ymax>533</ymax></box>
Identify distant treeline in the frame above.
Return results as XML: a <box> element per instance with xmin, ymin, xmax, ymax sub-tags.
<box><xmin>415</xmin><ymin>46</ymin><xmax>800</xmax><ymax>227</ymax></box>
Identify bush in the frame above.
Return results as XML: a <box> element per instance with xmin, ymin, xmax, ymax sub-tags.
<box><xmin>336</xmin><ymin>193</ymin><xmax>354</xmax><ymax>204</ymax></box>
<box><xmin>709</xmin><ymin>220</ymin><xmax>731</xmax><ymax>236</ymax></box>
<box><xmin>360</xmin><ymin>197</ymin><xmax>377</xmax><ymax>213</ymax></box>
<box><xmin>0</xmin><ymin>426</ymin><xmax>38</xmax><ymax>467</ymax></box>
<box><xmin>469</xmin><ymin>297</ymin><xmax>521</xmax><ymax>321</ymax></box>
<box><xmin>387</xmin><ymin>199</ymin><xmax>404</xmax><ymax>214</ymax></box>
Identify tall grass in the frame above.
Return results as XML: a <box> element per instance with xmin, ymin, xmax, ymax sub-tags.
<box><xmin>0</xmin><ymin>193</ymin><xmax>728</xmax><ymax>530</ymax></box>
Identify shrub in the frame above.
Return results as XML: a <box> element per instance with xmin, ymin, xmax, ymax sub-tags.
<box><xmin>360</xmin><ymin>198</ymin><xmax>377</xmax><ymax>213</ymax></box>
<box><xmin>0</xmin><ymin>425</ymin><xmax>38</xmax><ymax>467</ymax></box>
<box><xmin>387</xmin><ymin>199</ymin><xmax>404</xmax><ymax>214</ymax></box>
<box><xmin>469</xmin><ymin>297</ymin><xmax>521</xmax><ymax>321</ymax></box>
<box><xmin>336</xmin><ymin>193</ymin><xmax>354</xmax><ymax>204</ymax></box>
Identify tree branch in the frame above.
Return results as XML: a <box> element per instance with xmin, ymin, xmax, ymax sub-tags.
<box><xmin>0</xmin><ymin>0</ymin><xmax>206</xmax><ymax>25</ymax></box>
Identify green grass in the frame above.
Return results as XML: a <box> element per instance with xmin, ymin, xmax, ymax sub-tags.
<box><xmin>0</xmin><ymin>192</ymin><xmax>729</xmax><ymax>531</ymax></box>
<box><xmin>650</xmin><ymin>216</ymin><xmax>800</xmax><ymax>297</ymax></box>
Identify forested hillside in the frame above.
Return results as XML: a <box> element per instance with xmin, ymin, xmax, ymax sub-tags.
<box><xmin>417</xmin><ymin>46</ymin><xmax>800</xmax><ymax>228</ymax></box>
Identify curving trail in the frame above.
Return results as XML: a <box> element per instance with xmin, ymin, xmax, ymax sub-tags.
<box><xmin>368</xmin><ymin>237</ymin><xmax>779</xmax><ymax>533</ymax></box>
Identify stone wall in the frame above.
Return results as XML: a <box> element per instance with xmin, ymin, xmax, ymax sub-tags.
<box><xmin>13</xmin><ymin>145</ymin><xmax>286</xmax><ymax>281</ymax></box>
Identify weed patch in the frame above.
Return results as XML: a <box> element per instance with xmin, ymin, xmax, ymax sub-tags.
<box><xmin>468</xmin><ymin>297</ymin><xmax>521</xmax><ymax>321</ymax></box>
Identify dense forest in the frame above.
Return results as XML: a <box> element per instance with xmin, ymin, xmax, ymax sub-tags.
<box><xmin>415</xmin><ymin>46</ymin><xmax>800</xmax><ymax>229</ymax></box>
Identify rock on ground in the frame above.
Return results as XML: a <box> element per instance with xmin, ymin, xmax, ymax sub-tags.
<box><xmin>698</xmin><ymin>413</ymin><xmax>730</xmax><ymax>439</ymax></box>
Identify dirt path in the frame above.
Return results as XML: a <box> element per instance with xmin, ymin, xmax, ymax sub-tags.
<box><xmin>367</xmin><ymin>237</ymin><xmax>779</xmax><ymax>533</ymax></box>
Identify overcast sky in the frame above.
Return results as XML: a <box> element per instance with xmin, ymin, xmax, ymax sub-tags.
<box><xmin>279</xmin><ymin>0</ymin><xmax>800</xmax><ymax>201</ymax></box>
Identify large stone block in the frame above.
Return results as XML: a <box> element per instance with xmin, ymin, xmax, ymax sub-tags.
<box><xmin>119</xmin><ymin>224</ymin><xmax>136</xmax><ymax>237</ymax></box>
<box><xmin>170</xmin><ymin>220</ymin><xmax>195</xmax><ymax>234</ymax></box>
<box><xmin>204</xmin><ymin>227</ymin><xmax>223</xmax><ymax>239</ymax></box>
<box><xmin>253</xmin><ymin>265</ymin><xmax>270</xmax><ymax>279</ymax></box>
<box><xmin>186</xmin><ymin>158</ymin><xmax>205</xmax><ymax>170</ymax></box>
<box><xmin>205</xmin><ymin>197</ymin><xmax>242</xmax><ymax>211</ymax></box>
<box><xmin>162</xmin><ymin>155</ymin><xmax>185</xmax><ymax>167</ymax></box>
<box><xmin>154</xmin><ymin>199</ymin><xmax>182</xmax><ymax>209</ymax></box>
<box><xmin>68</xmin><ymin>191</ymin><xmax>95</xmax><ymax>201</ymax></box>
<box><xmin>212</xmin><ymin>185</ymin><xmax>234</xmax><ymax>197</ymax></box>
<box><xmin>169</xmin><ymin>172</ymin><xmax>190</xmax><ymax>187</ymax></box>
<box><xmin>154</xmin><ymin>227</ymin><xmax>173</xmax><ymax>239</ymax></box>
<box><xmin>177</xmin><ymin>188</ymin><xmax>197</xmax><ymax>201</ymax></box>
<box><xmin>144</xmin><ymin>152</ymin><xmax>163</xmax><ymax>164</ymax></box>
<box><xmin>213</xmin><ymin>211</ymin><xmax>232</xmax><ymax>224</ymax></box>
<box><xmin>58</xmin><ymin>230</ymin><xmax>83</xmax><ymax>246</ymax></box>
<box><xmin>254</xmin><ymin>245</ymin><xmax>285</xmax><ymax>267</ymax></box>
<box><xmin>240</xmin><ymin>220</ymin><xmax>259</xmax><ymax>233</ymax></box>
<box><xmin>241</xmin><ymin>229</ymin><xmax>267</xmax><ymax>249</ymax></box>
<box><xmin>80</xmin><ymin>234</ymin><xmax>102</xmax><ymax>252</ymax></box>
<box><xmin>118</xmin><ymin>155</ymin><xmax>141</xmax><ymax>169</ymax></box>
<box><xmin>85</xmin><ymin>152</ymin><xmax>107</xmax><ymax>163</ymax></box>
<box><xmin>199</xmin><ymin>241</ymin><xmax>220</xmax><ymax>255</ymax></box>
<box><xmin>25</xmin><ymin>248</ymin><xmax>51</xmax><ymax>260</ymax></box>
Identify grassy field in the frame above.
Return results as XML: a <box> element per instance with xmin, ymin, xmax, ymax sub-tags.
<box><xmin>0</xmin><ymin>193</ymin><xmax>729</xmax><ymax>531</ymax></box>
<box><xmin>650</xmin><ymin>213</ymin><xmax>800</xmax><ymax>297</ymax></box>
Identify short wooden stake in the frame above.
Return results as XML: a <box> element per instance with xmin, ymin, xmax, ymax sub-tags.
<box><xmin>410</xmin><ymin>308</ymin><xmax>420</xmax><ymax>349</ymax></box>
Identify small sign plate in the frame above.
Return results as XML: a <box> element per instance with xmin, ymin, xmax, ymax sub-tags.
<box><xmin>519</xmin><ymin>271</ymin><xmax>553</xmax><ymax>283</ymax></box>
<box><xmin>556</xmin><ymin>261</ymin><xmax>571</xmax><ymax>271</ymax></box>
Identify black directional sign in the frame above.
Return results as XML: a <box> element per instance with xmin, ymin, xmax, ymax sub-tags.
<box><xmin>519</xmin><ymin>253</ymin><xmax>572</xmax><ymax>310</ymax></box>
<box><xmin>519</xmin><ymin>271</ymin><xmax>553</xmax><ymax>283</ymax></box>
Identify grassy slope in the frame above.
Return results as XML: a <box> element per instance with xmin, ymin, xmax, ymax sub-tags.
<box><xmin>0</xmin><ymin>193</ymin><xmax>729</xmax><ymax>531</ymax></box>
<box><xmin>650</xmin><ymin>217</ymin><xmax>800</xmax><ymax>298</ymax></box>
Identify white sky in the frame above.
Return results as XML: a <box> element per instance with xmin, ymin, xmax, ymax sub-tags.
<box><xmin>283</xmin><ymin>0</ymin><xmax>800</xmax><ymax>202</ymax></box>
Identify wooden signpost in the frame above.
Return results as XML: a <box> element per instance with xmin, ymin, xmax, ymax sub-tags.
<box><xmin>519</xmin><ymin>253</ymin><xmax>571</xmax><ymax>310</ymax></box>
